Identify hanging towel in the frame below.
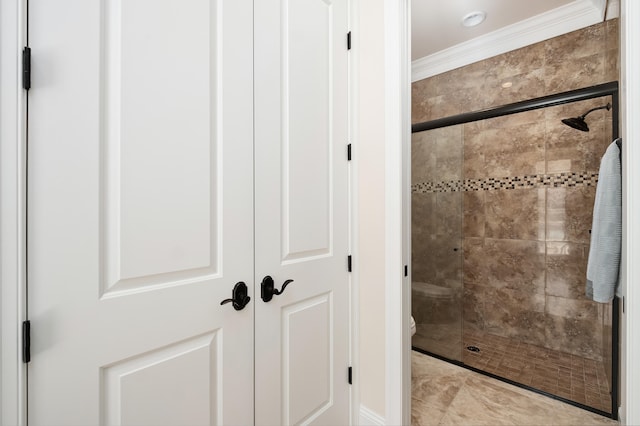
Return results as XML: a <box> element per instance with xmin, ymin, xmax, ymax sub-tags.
<box><xmin>586</xmin><ymin>139</ymin><xmax>622</xmax><ymax>303</ymax></box>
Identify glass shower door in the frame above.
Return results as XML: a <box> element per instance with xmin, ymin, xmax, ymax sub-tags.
<box><xmin>411</xmin><ymin>124</ymin><xmax>464</xmax><ymax>362</ymax></box>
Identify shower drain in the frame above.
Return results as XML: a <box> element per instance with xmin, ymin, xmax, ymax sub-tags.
<box><xmin>466</xmin><ymin>345</ymin><xmax>481</xmax><ymax>353</ymax></box>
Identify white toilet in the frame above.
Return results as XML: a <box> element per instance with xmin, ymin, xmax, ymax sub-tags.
<box><xmin>410</xmin><ymin>315</ymin><xmax>416</xmax><ymax>336</ymax></box>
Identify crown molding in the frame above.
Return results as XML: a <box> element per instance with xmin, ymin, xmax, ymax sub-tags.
<box><xmin>411</xmin><ymin>0</ymin><xmax>607</xmax><ymax>82</ymax></box>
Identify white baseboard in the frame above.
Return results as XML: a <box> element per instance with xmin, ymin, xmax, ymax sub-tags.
<box><xmin>359</xmin><ymin>405</ymin><xmax>385</xmax><ymax>426</ymax></box>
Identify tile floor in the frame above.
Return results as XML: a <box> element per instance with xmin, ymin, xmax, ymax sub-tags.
<box><xmin>412</xmin><ymin>324</ymin><xmax>612</xmax><ymax>413</ymax></box>
<box><xmin>411</xmin><ymin>351</ymin><xmax>617</xmax><ymax>426</ymax></box>
<box><xmin>463</xmin><ymin>330</ymin><xmax>612</xmax><ymax>413</ymax></box>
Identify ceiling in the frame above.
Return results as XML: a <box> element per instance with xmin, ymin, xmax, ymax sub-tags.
<box><xmin>412</xmin><ymin>0</ymin><xmax>590</xmax><ymax>60</ymax></box>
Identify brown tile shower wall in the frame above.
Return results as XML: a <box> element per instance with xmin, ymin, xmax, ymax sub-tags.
<box><xmin>412</xmin><ymin>20</ymin><xmax>619</xmax><ymax>124</ymax></box>
<box><xmin>411</xmin><ymin>20</ymin><xmax>619</xmax><ymax>368</ymax></box>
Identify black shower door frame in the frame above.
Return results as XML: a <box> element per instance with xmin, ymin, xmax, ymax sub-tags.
<box><xmin>411</xmin><ymin>80</ymin><xmax>620</xmax><ymax>420</ymax></box>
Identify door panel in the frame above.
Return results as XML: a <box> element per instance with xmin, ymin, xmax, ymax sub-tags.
<box><xmin>102</xmin><ymin>332</ymin><xmax>220</xmax><ymax>425</ymax></box>
<box><xmin>254</xmin><ymin>0</ymin><xmax>350</xmax><ymax>424</ymax></box>
<box><xmin>28</xmin><ymin>0</ymin><xmax>253</xmax><ymax>424</ymax></box>
<box><xmin>283</xmin><ymin>294</ymin><xmax>332</xmax><ymax>425</ymax></box>
<box><xmin>102</xmin><ymin>0</ymin><xmax>222</xmax><ymax>294</ymax></box>
<box><xmin>282</xmin><ymin>0</ymin><xmax>332</xmax><ymax>261</ymax></box>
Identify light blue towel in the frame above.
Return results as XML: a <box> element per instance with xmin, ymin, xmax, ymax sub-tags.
<box><xmin>586</xmin><ymin>139</ymin><xmax>622</xmax><ymax>303</ymax></box>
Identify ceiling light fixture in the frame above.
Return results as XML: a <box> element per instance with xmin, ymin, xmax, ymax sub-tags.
<box><xmin>462</xmin><ymin>11</ymin><xmax>486</xmax><ymax>27</ymax></box>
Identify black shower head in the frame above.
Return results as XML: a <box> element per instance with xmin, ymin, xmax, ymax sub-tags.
<box><xmin>561</xmin><ymin>116</ymin><xmax>590</xmax><ymax>132</ymax></box>
<box><xmin>561</xmin><ymin>103</ymin><xmax>611</xmax><ymax>132</ymax></box>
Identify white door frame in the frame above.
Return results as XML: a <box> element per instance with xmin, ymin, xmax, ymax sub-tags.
<box><xmin>0</xmin><ymin>0</ymin><xmax>28</xmax><ymax>424</ymax></box>
<box><xmin>620</xmin><ymin>0</ymin><xmax>640</xmax><ymax>423</ymax></box>
<box><xmin>382</xmin><ymin>0</ymin><xmax>411</xmax><ymax>425</ymax></box>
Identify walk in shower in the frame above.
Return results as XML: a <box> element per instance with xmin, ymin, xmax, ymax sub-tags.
<box><xmin>411</xmin><ymin>82</ymin><xmax>619</xmax><ymax>418</ymax></box>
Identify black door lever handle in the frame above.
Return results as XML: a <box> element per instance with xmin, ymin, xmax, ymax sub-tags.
<box><xmin>261</xmin><ymin>276</ymin><xmax>294</xmax><ymax>302</ymax></box>
<box><xmin>220</xmin><ymin>281</ymin><xmax>251</xmax><ymax>311</ymax></box>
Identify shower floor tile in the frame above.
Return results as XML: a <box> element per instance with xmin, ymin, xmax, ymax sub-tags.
<box><xmin>412</xmin><ymin>351</ymin><xmax>617</xmax><ymax>426</ymax></box>
<box><xmin>462</xmin><ymin>330</ymin><xmax>612</xmax><ymax>413</ymax></box>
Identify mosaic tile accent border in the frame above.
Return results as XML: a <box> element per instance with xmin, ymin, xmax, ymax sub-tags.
<box><xmin>412</xmin><ymin>172</ymin><xmax>599</xmax><ymax>194</ymax></box>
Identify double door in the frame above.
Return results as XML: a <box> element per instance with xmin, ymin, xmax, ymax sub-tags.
<box><xmin>27</xmin><ymin>0</ymin><xmax>350</xmax><ymax>424</ymax></box>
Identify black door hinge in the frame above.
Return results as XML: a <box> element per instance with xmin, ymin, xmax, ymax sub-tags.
<box><xmin>347</xmin><ymin>143</ymin><xmax>352</xmax><ymax>161</ymax></box>
<box><xmin>348</xmin><ymin>366</ymin><xmax>353</xmax><ymax>384</ymax></box>
<box><xmin>22</xmin><ymin>320</ymin><xmax>31</xmax><ymax>363</ymax></box>
<box><xmin>22</xmin><ymin>47</ymin><xmax>31</xmax><ymax>91</ymax></box>
<box><xmin>347</xmin><ymin>255</ymin><xmax>352</xmax><ymax>272</ymax></box>
<box><xmin>404</xmin><ymin>265</ymin><xmax>408</xmax><ymax>277</ymax></box>
<box><xmin>347</xmin><ymin>32</ymin><xmax>351</xmax><ymax>50</ymax></box>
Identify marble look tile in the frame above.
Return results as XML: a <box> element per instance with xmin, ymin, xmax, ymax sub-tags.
<box><xmin>463</xmin><ymin>283</ymin><xmax>484</xmax><ymax>331</ymax></box>
<box><xmin>412</xmin><ymin>351</ymin><xmax>464</xmax><ymax>377</ymax></box>
<box><xmin>484</xmin><ymin>189</ymin><xmax>545</xmax><ymax>241</ymax></box>
<box><xmin>456</xmin><ymin>83</ymin><xmax>497</xmax><ymax>112</ymax></box>
<box><xmin>412</xmin><ymin>397</ymin><xmax>446</xmax><ymax>426</ymax></box>
<box><xmin>485</xmin><ymin>42</ymin><xmax>545</xmax><ymax>82</ymax></box>
<box><xmin>484</xmin><ymin>239</ymin><xmax>546</xmax><ymax>291</ymax></box>
<box><xmin>463</xmin><ymin>153</ymin><xmax>485</xmax><ymax>180</ymax></box>
<box><xmin>463</xmin><ymin>191</ymin><xmax>484</xmax><ymax>238</ymax></box>
<box><xmin>484</xmin><ymin>109</ymin><xmax>545</xmax><ymax>130</ymax></box>
<box><xmin>424</xmin><ymin>93</ymin><xmax>468</xmax><ymax>122</ymax></box>
<box><xmin>432</xmin><ymin>60</ymin><xmax>488</xmax><ymax>97</ymax></box>
<box><xmin>435</xmin><ymin>131</ymin><xmax>464</xmax><ymax>182</ymax></box>
<box><xmin>431</xmin><ymin>235</ymin><xmax>463</xmax><ymax>287</ymax></box>
<box><xmin>464</xmin><ymin>238</ymin><xmax>546</xmax><ymax>293</ymax></box>
<box><xmin>484</xmin><ymin>69</ymin><xmax>547</xmax><ymax>107</ymax></box>
<box><xmin>605</xmin><ymin>19</ymin><xmax>620</xmax><ymax>81</ymax></box>
<box><xmin>438</xmin><ymin>374</ymin><xmax>616</xmax><ymax>426</ymax></box>
<box><xmin>605</xmin><ymin>19</ymin><xmax>619</xmax><ymax>52</ymax></box>
<box><xmin>545</xmin><ymin>53</ymin><xmax>605</xmax><ymax>93</ymax></box>
<box><xmin>547</xmin><ymin>187</ymin><xmax>596</xmax><ymax>244</ymax></box>
<box><xmin>412</xmin><ymin>79</ymin><xmax>435</xmax><ymax>124</ymax></box>
<box><xmin>462</xmin><ymin>120</ymin><xmax>484</xmax><ymax>145</ymax></box>
<box><xmin>412</xmin><ymin>125</ymin><xmax>465</xmax><ymax>184</ymax></box>
<box><xmin>545</xmin><ymin>100</ymin><xmax>609</xmax><ymax>174</ymax></box>
<box><xmin>413</xmin><ymin>323</ymin><xmax>463</xmax><ymax>362</ymax></box>
<box><xmin>546</xmin><ymin>295</ymin><xmax>600</xmax><ymax>320</ymax></box>
<box><xmin>409</xmin><ymin>21</ymin><xmax>618</xmax><ymax>394</ymax></box>
<box><xmin>605</xmin><ymin>50</ymin><xmax>619</xmax><ymax>84</ymax></box>
<box><xmin>468</xmin><ymin>121</ymin><xmax>546</xmax><ymax>178</ymax></box>
<box><xmin>545</xmin><ymin>23</ymin><xmax>605</xmax><ymax>67</ymax></box>
<box><xmin>412</xmin><ymin>249</ymin><xmax>434</xmax><ymax>284</ymax></box>
<box><xmin>412</xmin><ymin>131</ymin><xmax>437</xmax><ymax>184</ymax></box>
<box><xmin>412</xmin><ymin>371</ymin><xmax>467</xmax><ymax>413</ymax></box>
<box><xmin>546</xmin><ymin>314</ymin><xmax>604</xmax><ymax>361</ymax></box>
<box><xmin>463</xmin><ymin>113</ymin><xmax>548</xmax><ymax>179</ymax></box>
<box><xmin>411</xmin><ymin>19</ymin><xmax>618</xmax><ymax>134</ymax></box>
<box><xmin>436</xmin><ymin>192</ymin><xmax>463</xmax><ymax>237</ymax></box>
<box><xmin>462</xmin><ymin>121</ymin><xmax>485</xmax><ymax>179</ymax></box>
<box><xmin>546</xmin><ymin>242</ymin><xmax>590</xmax><ymax>299</ymax></box>
<box><xmin>463</xmin><ymin>237</ymin><xmax>486</xmax><ymax>286</ymax></box>
<box><xmin>412</xmin><ymin>290</ymin><xmax>455</xmax><ymax>326</ymax></box>
<box><xmin>412</xmin><ymin>193</ymin><xmax>437</xmax><ymax>237</ymax></box>
<box><xmin>483</xmin><ymin>290</ymin><xmax>547</xmax><ymax>347</ymax></box>
<box><xmin>412</xmin><ymin>193</ymin><xmax>437</xmax><ymax>282</ymax></box>
<box><xmin>411</xmin><ymin>352</ymin><xmax>468</xmax><ymax>425</ymax></box>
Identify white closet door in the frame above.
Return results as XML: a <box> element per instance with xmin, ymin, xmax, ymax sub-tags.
<box><xmin>27</xmin><ymin>1</ymin><xmax>254</xmax><ymax>424</ymax></box>
<box><xmin>254</xmin><ymin>0</ymin><xmax>351</xmax><ymax>424</ymax></box>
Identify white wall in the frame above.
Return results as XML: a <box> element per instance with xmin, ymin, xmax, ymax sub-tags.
<box><xmin>355</xmin><ymin>2</ymin><xmax>411</xmax><ymax>424</ymax></box>
<box><xmin>356</xmin><ymin>0</ymin><xmax>387</xmax><ymax>418</ymax></box>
